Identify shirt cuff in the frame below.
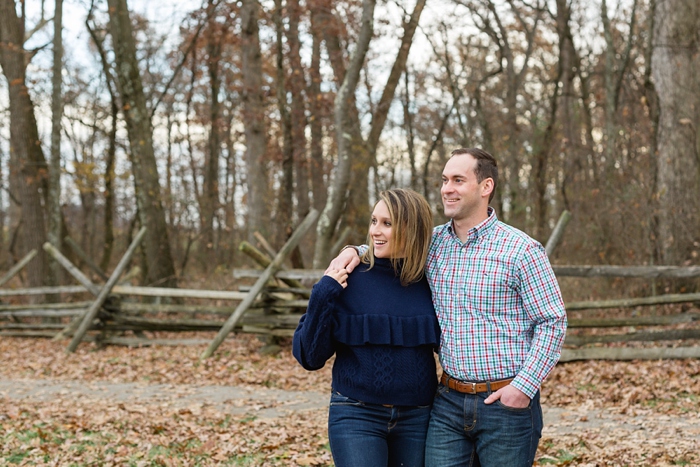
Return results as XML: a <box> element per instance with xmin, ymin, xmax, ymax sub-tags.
<box><xmin>340</xmin><ymin>245</ymin><xmax>360</xmax><ymax>255</ymax></box>
<box><xmin>510</xmin><ymin>375</ymin><xmax>539</xmax><ymax>399</ymax></box>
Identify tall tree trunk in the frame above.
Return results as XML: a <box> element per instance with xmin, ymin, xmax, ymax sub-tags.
<box><xmin>223</xmin><ymin>94</ymin><xmax>238</xmax><ymax>265</ymax></box>
<box><xmin>48</xmin><ymin>0</ymin><xmax>64</xmax><ymax>288</ymax></box>
<box><xmin>202</xmin><ymin>1</ymin><xmax>222</xmax><ymax>265</ymax></box>
<box><xmin>473</xmin><ymin>0</ymin><xmax>541</xmax><ymax>225</ymax></box>
<box><xmin>0</xmin><ymin>0</ymin><xmax>49</xmax><ymax>290</ymax></box>
<box><xmin>312</xmin><ymin>0</ymin><xmax>425</xmax><ymax>265</ymax></box>
<box><xmin>313</xmin><ymin>0</ymin><xmax>376</xmax><ymax>268</ymax></box>
<box><xmin>100</xmin><ymin>98</ymin><xmax>117</xmax><ymax>272</ymax></box>
<box><xmin>86</xmin><ymin>10</ymin><xmax>117</xmax><ymax>272</ymax></box>
<box><xmin>643</xmin><ymin>0</ymin><xmax>661</xmax><ymax>265</ymax></box>
<box><xmin>273</xmin><ymin>0</ymin><xmax>294</xmax><ymax>248</ymax></box>
<box><xmin>601</xmin><ymin>0</ymin><xmax>638</xmax><ymax>168</ymax></box>
<box><xmin>346</xmin><ymin>0</ymin><xmax>426</xmax><ymax>232</ymax></box>
<box><xmin>287</xmin><ymin>0</ymin><xmax>310</xmax><ymax>268</ymax></box>
<box><xmin>532</xmin><ymin>42</ymin><xmax>565</xmax><ymax>242</ymax></box>
<box><xmin>107</xmin><ymin>0</ymin><xmax>177</xmax><ymax>287</ymax></box>
<box><xmin>240</xmin><ymin>0</ymin><xmax>268</xmax><ymax>243</ymax></box>
<box><xmin>313</xmin><ymin>0</ymin><xmax>368</xmax><ymax>244</ymax></box>
<box><xmin>556</xmin><ymin>0</ymin><xmax>578</xmax><ymax>212</ymax></box>
<box><xmin>0</xmin><ymin>121</ymin><xmax>4</xmax><ymax>262</ymax></box>
<box><xmin>531</xmin><ymin>0</ymin><xmax>580</xmax><ymax>242</ymax></box>
<box><xmin>308</xmin><ymin>3</ymin><xmax>327</xmax><ymax>214</ymax></box>
<box><xmin>601</xmin><ymin>0</ymin><xmax>617</xmax><ymax>167</ymax></box>
<box><xmin>651</xmin><ymin>0</ymin><xmax>700</xmax><ymax>266</ymax></box>
<box><xmin>287</xmin><ymin>0</ymin><xmax>310</xmax><ymax>219</ymax></box>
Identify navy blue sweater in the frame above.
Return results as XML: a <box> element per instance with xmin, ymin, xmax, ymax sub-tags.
<box><xmin>293</xmin><ymin>258</ymin><xmax>440</xmax><ymax>406</ymax></box>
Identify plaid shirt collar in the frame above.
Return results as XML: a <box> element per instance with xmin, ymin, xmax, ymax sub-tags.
<box><xmin>445</xmin><ymin>206</ymin><xmax>498</xmax><ymax>244</ymax></box>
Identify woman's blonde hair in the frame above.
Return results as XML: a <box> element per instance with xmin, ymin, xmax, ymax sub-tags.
<box><xmin>361</xmin><ymin>188</ymin><xmax>434</xmax><ymax>286</ymax></box>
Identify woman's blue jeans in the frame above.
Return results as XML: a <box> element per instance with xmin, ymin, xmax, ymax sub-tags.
<box><xmin>424</xmin><ymin>384</ymin><xmax>543</xmax><ymax>467</ymax></box>
<box><xmin>328</xmin><ymin>391</ymin><xmax>432</xmax><ymax>467</ymax></box>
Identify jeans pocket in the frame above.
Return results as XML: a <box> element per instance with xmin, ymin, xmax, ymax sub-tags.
<box><xmin>330</xmin><ymin>390</ymin><xmax>364</xmax><ymax>407</ymax></box>
<box><xmin>495</xmin><ymin>399</ymin><xmax>532</xmax><ymax>412</ymax></box>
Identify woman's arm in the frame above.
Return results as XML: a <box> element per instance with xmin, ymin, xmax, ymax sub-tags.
<box><xmin>292</xmin><ymin>271</ymin><xmax>347</xmax><ymax>370</ymax></box>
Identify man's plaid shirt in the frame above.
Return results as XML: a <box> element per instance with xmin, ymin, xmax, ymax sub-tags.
<box><xmin>426</xmin><ymin>208</ymin><xmax>567</xmax><ymax>398</ymax></box>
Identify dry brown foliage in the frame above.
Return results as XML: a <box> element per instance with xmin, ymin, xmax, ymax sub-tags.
<box><xmin>1</xmin><ymin>334</ymin><xmax>698</xmax><ymax>466</ymax></box>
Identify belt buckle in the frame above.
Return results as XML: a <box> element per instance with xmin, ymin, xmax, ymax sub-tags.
<box><xmin>471</xmin><ymin>382</ymin><xmax>477</xmax><ymax>393</ymax></box>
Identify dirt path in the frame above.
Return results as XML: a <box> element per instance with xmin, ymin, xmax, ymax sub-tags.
<box><xmin>4</xmin><ymin>377</ymin><xmax>700</xmax><ymax>438</ymax></box>
<box><xmin>0</xmin><ymin>378</ymin><xmax>328</xmax><ymax>420</ymax></box>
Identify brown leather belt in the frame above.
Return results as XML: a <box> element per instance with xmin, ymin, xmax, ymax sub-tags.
<box><xmin>440</xmin><ymin>373</ymin><xmax>513</xmax><ymax>394</ymax></box>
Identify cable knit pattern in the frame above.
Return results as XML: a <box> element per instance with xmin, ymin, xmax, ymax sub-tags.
<box><xmin>293</xmin><ymin>258</ymin><xmax>440</xmax><ymax>406</ymax></box>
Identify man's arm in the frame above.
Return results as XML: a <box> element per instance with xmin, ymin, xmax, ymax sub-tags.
<box><xmin>485</xmin><ymin>243</ymin><xmax>566</xmax><ymax>407</ymax></box>
<box><xmin>327</xmin><ymin>245</ymin><xmax>364</xmax><ymax>273</ymax></box>
<box><xmin>511</xmin><ymin>243</ymin><xmax>568</xmax><ymax>398</ymax></box>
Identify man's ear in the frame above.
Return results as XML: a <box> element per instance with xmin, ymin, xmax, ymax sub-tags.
<box><xmin>481</xmin><ymin>178</ymin><xmax>494</xmax><ymax>199</ymax></box>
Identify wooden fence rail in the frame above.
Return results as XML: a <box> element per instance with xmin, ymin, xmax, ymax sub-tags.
<box><xmin>233</xmin><ymin>265</ymin><xmax>700</xmax><ymax>280</ymax></box>
<box><xmin>1</xmin><ymin>223</ymin><xmax>699</xmax><ymax>359</ymax></box>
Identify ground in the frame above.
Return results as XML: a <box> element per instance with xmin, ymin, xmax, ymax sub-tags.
<box><xmin>1</xmin><ymin>334</ymin><xmax>699</xmax><ymax>466</ymax></box>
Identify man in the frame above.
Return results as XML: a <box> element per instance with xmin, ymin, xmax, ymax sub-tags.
<box><xmin>330</xmin><ymin>148</ymin><xmax>567</xmax><ymax>466</ymax></box>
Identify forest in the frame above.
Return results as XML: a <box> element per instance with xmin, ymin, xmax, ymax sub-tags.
<box><xmin>1</xmin><ymin>0</ymin><xmax>699</xmax><ymax>297</ymax></box>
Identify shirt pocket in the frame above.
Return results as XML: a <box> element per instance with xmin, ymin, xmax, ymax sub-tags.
<box><xmin>466</xmin><ymin>265</ymin><xmax>513</xmax><ymax>317</ymax></box>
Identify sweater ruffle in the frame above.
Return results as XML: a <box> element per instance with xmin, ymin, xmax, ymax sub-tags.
<box><xmin>333</xmin><ymin>312</ymin><xmax>440</xmax><ymax>347</ymax></box>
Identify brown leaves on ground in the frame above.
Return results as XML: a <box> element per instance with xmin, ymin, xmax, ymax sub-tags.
<box><xmin>1</xmin><ymin>396</ymin><xmax>332</xmax><ymax>466</ymax></box>
<box><xmin>1</xmin><ymin>334</ymin><xmax>699</xmax><ymax>466</ymax></box>
<box><xmin>538</xmin><ymin>358</ymin><xmax>700</xmax><ymax>466</ymax></box>
<box><xmin>0</xmin><ymin>333</ymin><xmax>332</xmax><ymax>391</ymax></box>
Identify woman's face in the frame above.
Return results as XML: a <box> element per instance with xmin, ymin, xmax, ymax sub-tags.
<box><xmin>369</xmin><ymin>200</ymin><xmax>397</xmax><ymax>258</ymax></box>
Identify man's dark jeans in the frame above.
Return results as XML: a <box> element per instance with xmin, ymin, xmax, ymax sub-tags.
<box><xmin>425</xmin><ymin>384</ymin><xmax>543</xmax><ymax>467</ymax></box>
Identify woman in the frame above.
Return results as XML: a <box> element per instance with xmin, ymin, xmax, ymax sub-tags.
<box><xmin>293</xmin><ymin>188</ymin><xmax>440</xmax><ymax>467</ymax></box>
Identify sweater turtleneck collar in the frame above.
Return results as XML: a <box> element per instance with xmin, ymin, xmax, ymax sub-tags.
<box><xmin>368</xmin><ymin>256</ymin><xmax>404</xmax><ymax>272</ymax></box>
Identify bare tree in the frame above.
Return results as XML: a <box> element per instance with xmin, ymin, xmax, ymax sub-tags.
<box><xmin>529</xmin><ymin>0</ymin><xmax>584</xmax><ymax>241</ymax></box>
<box><xmin>308</xmin><ymin>2</ymin><xmax>328</xmax><ymax>215</ymax></box>
<box><xmin>273</xmin><ymin>0</ymin><xmax>295</xmax><ymax>248</ymax></box>
<box><xmin>311</xmin><ymin>0</ymin><xmax>369</xmax><ymax>243</ymax></box>
<box><xmin>85</xmin><ymin>7</ymin><xmax>118</xmax><ymax>273</ymax></box>
<box><xmin>0</xmin><ymin>108</ymin><xmax>4</xmax><ymax>261</ymax></box>
<box><xmin>312</xmin><ymin>0</ymin><xmax>427</xmax><ymax>266</ymax></box>
<box><xmin>458</xmin><ymin>0</ymin><xmax>543</xmax><ymax>223</ymax></box>
<box><xmin>48</xmin><ymin>0</ymin><xmax>64</xmax><ymax>288</ymax></box>
<box><xmin>313</xmin><ymin>0</ymin><xmax>376</xmax><ymax>268</ymax></box>
<box><xmin>651</xmin><ymin>0</ymin><xmax>700</xmax><ymax>265</ymax></box>
<box><xmin>287</xmin><ymin>0</ymin><xmax>310</xmax><ymax>221</ymax></box>
<box><xmin>642</xmin><ymin>0</ymin><xmax>661</xmax><ymax>266</ymax></box>
<box><xmin>601</xmin><ymin>0</ymin><xmax>639</xmax><ymax>167</ymax></box>
<box><xmin>240</xmin><ymin>0</ymin><xmax>269</xmax><ymax>243</ymax></box>
<box><xmin>0</xmin><ymin>0</ymin><xmax>49</xmax><ymax>290</ymax></box>
<box><xmin>201</xmin><ymin>0</ymin><xmax>224</xmax><ymax>264</ymax></box>
<box><xmin>107</xmin><ymin>0</ymin><xmax>177</xmax><ymax>287</ymax></box>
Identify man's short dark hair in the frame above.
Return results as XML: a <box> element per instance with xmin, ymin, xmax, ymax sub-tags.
<box><xmin>450</xmin><ymin>148</ymin><xmax>498</xmax><ymax>202</ymax></box>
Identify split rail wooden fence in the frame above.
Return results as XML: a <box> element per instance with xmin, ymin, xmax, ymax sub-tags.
<box><xmin>1</xmin><ymin>209</ymin><xmax>699</xmax><ymax>361</ymax></box>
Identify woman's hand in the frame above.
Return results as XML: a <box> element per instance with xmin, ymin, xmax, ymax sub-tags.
<box><xmin>325</xmin><ymin>268</ymin><xmax>349</xmax><ymax>288</ymax></box>
<box><xmin>327</xmin><ymin>247</ymin><xmax>361</xmax><ymax>274</ymax></box>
